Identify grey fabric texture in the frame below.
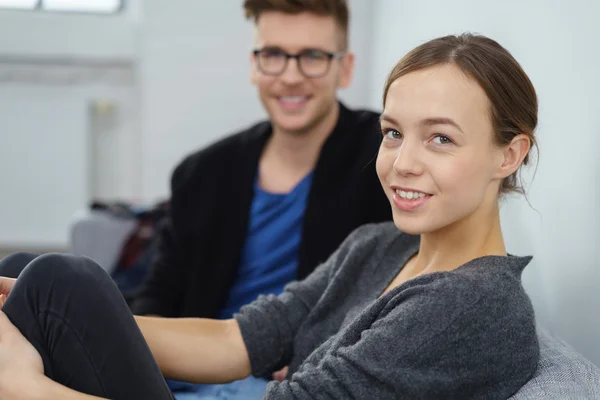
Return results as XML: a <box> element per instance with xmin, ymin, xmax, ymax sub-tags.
<box><xmin>510</xmin><ymin>329</ymin><xmax>600</xmax><ymax>399</ymax></box>
<box><xmin>235</xmin><ymin>222</ymin><xmax>540</xmax><ymax>399</ymax></box>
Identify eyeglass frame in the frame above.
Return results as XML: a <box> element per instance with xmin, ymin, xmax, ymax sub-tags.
<box><xmin>252</xmin><ymin>47</ymin><xmax>347</xmax><ymax>78</ymax></box>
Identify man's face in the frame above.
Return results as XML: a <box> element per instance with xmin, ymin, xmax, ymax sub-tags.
<box><xmin>251</xmin><ymin>11</ymin><xmax>354</xmax><ymax>135</ymax></box>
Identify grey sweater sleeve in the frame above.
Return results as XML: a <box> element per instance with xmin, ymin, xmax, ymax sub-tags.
<box><xmin>233</xmin><ymin>226</ymin><xmax>367</xmax><ymax>376</ymax></box>
<box><xmin>263</xmin><ymin>270</ymin><xmax>538</xmax><ymax>399</ymax></box>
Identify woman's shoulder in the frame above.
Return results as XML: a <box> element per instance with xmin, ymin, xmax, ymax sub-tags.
<box><xmin>365</xmin><ymin>255</ymin><xmax>539</xmax><ymax>399</ymax></box>
<box><xmin>450</xmin><ymin>254</ymin><xmax>534</xmax><ymax>302</ymax></box>
<box><xmin>380</xmin><ymin>253</ymin><xmax>536</xmax><ymax>336</ymax></box>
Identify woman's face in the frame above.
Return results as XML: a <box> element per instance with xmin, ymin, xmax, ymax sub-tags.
<box><xmin>376</xmin><ymin>64</ymin><xmax>508</xmax><ymax>235</ymax></box>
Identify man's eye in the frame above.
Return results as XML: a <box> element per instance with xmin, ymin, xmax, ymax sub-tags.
<box><xmin>302</xmin><ymin>50</ymin><xmax>327</xmax><ymax>60</ymax></box>
<box><xmin>261</xmin><ymin>50</ymin><xmax>284</xmax><ymax>59</ymax></box>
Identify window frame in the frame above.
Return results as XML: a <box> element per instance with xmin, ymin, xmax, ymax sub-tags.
<box><xmin>0</xmin><ymin>0</ymin><xmax>124</xmax><ymax>14</ymax></box>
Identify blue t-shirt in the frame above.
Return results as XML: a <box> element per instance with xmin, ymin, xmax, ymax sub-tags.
<box><xmin>217</xmin><ymin>171</ymin><xmax>313</xmax><ymax>319</ymax></box>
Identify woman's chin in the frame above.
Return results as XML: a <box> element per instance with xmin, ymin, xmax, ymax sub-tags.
<box><xmin>392</xmin><ymin>216</ymin><xmax>433</xmax><ymax>236</ymax></box>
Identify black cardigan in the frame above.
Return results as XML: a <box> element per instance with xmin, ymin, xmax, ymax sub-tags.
<box><xmin>132</xmin><ymin>103</ymin><xmax>393</xmax><ymax>318</ymax></box>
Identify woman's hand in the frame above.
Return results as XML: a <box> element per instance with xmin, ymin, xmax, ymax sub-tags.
<box><xmin>0</xmin><ymin>277</ymin><xmax>16</xmax><ymax>309</ymax></box>
<box><xmin>0</xmin><ymin>311</ymin><xmax>45</xmax><ymax>398</ymax></box>
<box><xmin>0</xmin><ymin>277</ymin><xmax>16</xmax><ymax>294</ymax></box>
<box><xmin>273</xmin><ymin>366</ymin><xmax>288</xmax><ymax>382</ymax></box>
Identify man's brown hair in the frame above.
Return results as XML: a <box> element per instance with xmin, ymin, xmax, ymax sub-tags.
<box><xmin>243</xmin><ymin>0</ymin><xmax>350</xmax><ymax>50</ymax></box>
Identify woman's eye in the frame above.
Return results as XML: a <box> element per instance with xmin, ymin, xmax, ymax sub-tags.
<box><xmin>383</xmin><ymin>129</ymin><xmax>402</xmax><ymax>140</ymax></box>
<box><xmin>432</xmin><ymin>134</ymin><xmax>453</xmax><ymax>145</ymax></box>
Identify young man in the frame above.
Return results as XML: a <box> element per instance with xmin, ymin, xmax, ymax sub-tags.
<box><xmin>131</xmin><ymin>1</ymin><xmax>391</xmax><ymax>397</ymax></box>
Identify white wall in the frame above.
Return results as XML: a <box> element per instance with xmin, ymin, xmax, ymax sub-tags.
<box><xmin>0</xmin><ymin>3</ymin><xmax>140</xmax><ymax>60</ymax></box>
<box><xmin>0</xmin><ymin>85</ymin><xmax>86</xmax><ymax>247</ymax></box>
<box><xmin>370</xmin><ymin>0</ymin><xmax>600</xmax><ymax>365</ymax></box>
<box><xmin>0</xmin><ymin>4</ymin><xmax>141</xmax><ymax>248</ymax></box>
<box><xmin>138</xmin><ymin>1</ymin><xmax>263</xmax><ymax>201</ymax></box>
<box><xmin>138</xmin><ymin>0</ymin><xmax>376</xmax><ymax>201</ymax></box>
<box><xmin>0</xmin><ymin>78</ymin><xmax>138</xmax><ymax>248</ymax></box>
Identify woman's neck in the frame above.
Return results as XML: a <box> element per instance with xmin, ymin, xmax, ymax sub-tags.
<box><xmin>413</xmin><ymin>202</ymin><xmax>507</xmax><ymax>275</ymax></box>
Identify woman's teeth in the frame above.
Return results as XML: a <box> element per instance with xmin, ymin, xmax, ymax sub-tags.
<box><xmin>396</xmin><ymin>189</ymin><xmax>426</xmax><ymax>200</ymax></box>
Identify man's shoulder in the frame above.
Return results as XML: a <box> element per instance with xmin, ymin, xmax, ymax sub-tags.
<box><xmin>177</xmin><ymin>120</ymin><xmax>270</xmax><ymax>171</ymax></box>
<box><xmin>335</xmin><ymin>104</ymin><xmax>382</xmax><ymax>150</ymax></box>
<box><xmin>170</xmin><ymin>120</ymin><xmax>270</xmax><ymax>191</ymax></box>
<box><xmin>341</xmin><ymin>105</ymin><xmax>381</xmax><ymax>127</ymax></box>
<box><xmin>347</xmin><ymin>107</ymin><xmax>381</xmax><ymax>122</ymax></box>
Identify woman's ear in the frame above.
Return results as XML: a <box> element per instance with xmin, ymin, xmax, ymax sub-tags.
<box><xmin>494</xmin><ymin>134</ymin><xmax>531</xmax><ymax>179</ymax></box>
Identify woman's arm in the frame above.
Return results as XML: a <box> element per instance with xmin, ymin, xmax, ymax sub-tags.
<box><xmin>133</xmin><ymin>224</ymin><xmax>366</xmax><ymax>384</ymax></box>
<box><xmin>133</xmin><ymin>228</ymin><xmax>360</xmax><ymax>385</ymax></box>
<box><xmin>232</xmin><ymin>224</ymin><xmax>377</xmax><ymax>377</ymax></box>
<box><xmin>134</xmin><ymin>316</ymin><xmax>251</xmax><ymax>383</ymax></box>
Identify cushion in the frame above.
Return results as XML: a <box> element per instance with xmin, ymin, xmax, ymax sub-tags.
<box><xmin>510</xmin><ymin>330</ymin><xmax>600</xmax><ymax>399</ymax></box>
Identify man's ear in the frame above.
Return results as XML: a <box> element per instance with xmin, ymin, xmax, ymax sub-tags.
<box><xmin>250</xmin><ymin>52</ymin><xmax>259</xmax><ymax>85</ymax></box>
<box><xmin>338</xmin><ymin>52</ymin><xmax>355</xmax><ymax>89</ymax></box>
<box><xmin>494</xmin><ymin>134</ymin><xmax>531</xmax><ymax>179</ymax></box>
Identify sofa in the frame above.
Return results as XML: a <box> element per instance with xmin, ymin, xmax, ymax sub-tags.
<box><xmin>510</xmin><ymin>329</ymin><xmax>600</xmax><ymax>399</ymax></box>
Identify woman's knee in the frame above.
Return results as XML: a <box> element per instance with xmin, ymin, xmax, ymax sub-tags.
<box><xmin>14</xmin><ymin>253</ymin><xmax>126</xmax><ymax>320</ymax></box>
<box><xmin>0</xmin><ymin>252</ymin><xmax>39</xmax><ymax>278</ymax></box>
<box><xmin>18</xmin><ymin>253</ymin><xmax>109</xmax><ymax>290</ymax></box>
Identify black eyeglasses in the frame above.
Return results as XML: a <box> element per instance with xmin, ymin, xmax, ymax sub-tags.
<box><xmin>252</xmin><ymin>48</ymin><xmax>345</xmax><ymax>78</ymax></box>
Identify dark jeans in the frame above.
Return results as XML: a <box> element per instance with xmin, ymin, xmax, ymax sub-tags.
<box><xmin>0</xmin><ymin>252</ymin><xmax>174</xmax><ymax>399</ymax></box>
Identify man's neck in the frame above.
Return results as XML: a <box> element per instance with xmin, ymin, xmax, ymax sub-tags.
<box><xmin>258</xmin><ymin>102</ymin><xmax>340</xmax><ymax>193</ymax></box>
<box><xmin>269</xmin><ymin>102</ymin><xmax>340</xmax><ymax>169</ymax></box>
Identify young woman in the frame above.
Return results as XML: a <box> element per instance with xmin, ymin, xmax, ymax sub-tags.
<box><xmin>0</xmin><ymin>33</ymin><xmax>540</xmax><ymax>400</ymax></box>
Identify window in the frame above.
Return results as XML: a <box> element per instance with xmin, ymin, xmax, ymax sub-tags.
<box><xmin>0</xmin><ymin>0</ymin><xmax>123</xmax><ymax>13</ymax></box>
<box><xmin>42</xmin><ymin>0</ymin><xmax>122</xmax><ymax>13</ymax></box>
<box><xmin>0</xmin><ymin>0</ymin><xmax>37</xmax><ymax>9</ymax></box>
